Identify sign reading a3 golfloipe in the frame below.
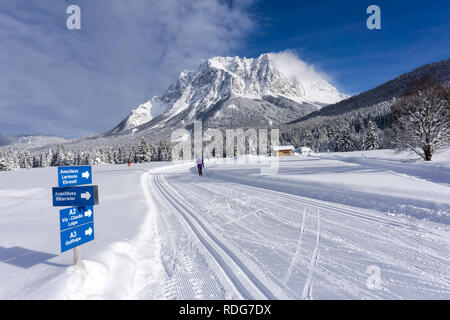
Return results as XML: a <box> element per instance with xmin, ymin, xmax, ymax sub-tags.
<box><xmin>59</xmin><ymin>206</ymin><xmax>94</xmax><ymax>253</ymax></box>
<box><xmin>52</xmin><ymin>166</ymin><xmax>99</xmax><ymax>258</ymax></box>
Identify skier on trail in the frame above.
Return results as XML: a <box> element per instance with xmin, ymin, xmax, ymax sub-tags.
<box><xmin>196</xmin><ymin>158</ymin><xmax>204</xmax><ymax>176</ymax></box>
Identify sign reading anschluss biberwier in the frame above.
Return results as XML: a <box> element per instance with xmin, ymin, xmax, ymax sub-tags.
<box><xmin>52</xmin><ymin>185</ymin><xmax>99</xmax><ymax>207</ymax></box>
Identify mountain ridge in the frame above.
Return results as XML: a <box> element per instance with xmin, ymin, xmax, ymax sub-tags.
<box><xmin>289</xmin><ymin>57</ymin><xmax>450</xmax><ymax>124</ymax></box>
<box><xmin>111</xmin><ymin>53</ymin><xmax>348</xmax><ymax>134</ymax></box>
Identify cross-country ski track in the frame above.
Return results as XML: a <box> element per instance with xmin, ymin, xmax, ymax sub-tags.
<box><xmin>136</xmin><ymin>156</ymin><xmax>450</xmax><ymax>300</ymax></box>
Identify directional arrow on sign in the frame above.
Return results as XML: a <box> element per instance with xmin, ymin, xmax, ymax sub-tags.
<box><xmin>85</xmin><ymin>227</ymin><xmax>93</xmax><ymax>236</ymax></box>
<box><xmin>82</xmin><ymin>171</ymin><xmax>90</xmax><ymax>179</ymax></box>
<box><xmin>84</xmin><ymin>209</ymin><xmax>92</xmax><ymax>218</ymax></box>
<box><xmin>81</xmin><ymin>192</ymin><xmax>91</xmax><ymax>200</ymax></box>
<box><xmin>59</xmin><ymin>206</ymin><xmax>94</xmax><ymax>231</ymax></box>
<box><xmin>53</xmin><ymin>185</ymin><xmax>98</xmax><ymax>206</ymax></box>
<box><xmin>60</xmin><ymin>222</ymin><xmax>94</xmax><ymax>253</ymax></box>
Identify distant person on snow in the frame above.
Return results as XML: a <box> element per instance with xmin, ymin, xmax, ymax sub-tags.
<box><xmin>196</xmin><ymin>158</ymin><xmax>204</xmax><ymax>176</ymax></box>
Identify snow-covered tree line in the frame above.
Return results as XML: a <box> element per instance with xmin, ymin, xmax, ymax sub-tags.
<box><xmin>280</xmin><ymin>76</ymin><xmax>450</xmax><ymax>156</ymax></box>
<box><xmin>280</xmin><ymin>102</ymin><xmax>389</xmax><ymax>152</ymax></box>
<box><xmin>0</xmin><ymin>138</ymin><xmax>172</xmax><ymax>171</ymax></box>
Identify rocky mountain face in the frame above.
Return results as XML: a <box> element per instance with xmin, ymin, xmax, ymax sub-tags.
<box><xmin>110</xmin><ymin>53</ymin><xmax>348</xmax><ymax>137</ymax></box>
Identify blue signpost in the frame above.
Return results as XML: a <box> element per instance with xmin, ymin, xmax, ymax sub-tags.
<box><xmin>60</xmin><ymin>222</ymin><xmax>94</xmax><ymax>253</ymax></box>
<box><xmin>59</xmin><ymin>206</ymin><xmax>94</xmax><ymax>231</ymax></box>
<box><xmin>52</xmin><ymin>185</ymin><xmax>99</xmax><ymax>207</ymax></box>
<box><xmin>52</xmin><ymin>166</ymin><xmax>98</xmax><ymax>265</ymax></box>
<box><xmin>58</xmin><ymin>166</ymin><xmax>92</xmax><ymax>187</ymax></box>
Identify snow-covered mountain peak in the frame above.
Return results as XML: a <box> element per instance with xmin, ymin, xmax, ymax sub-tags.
<box><xmin>113</xmin><ymin>53</ymin><xmax>349</xmax><ymax>132</ymax></box>
<box><xmin>204</xmin><ymin>54</ymin><xmax>271</xmax><ymax>74</ymax></box>
<box><xmin>194</xmin><ymin>53</ymin><xmax>347</xmax><ymax>104</ymax></box>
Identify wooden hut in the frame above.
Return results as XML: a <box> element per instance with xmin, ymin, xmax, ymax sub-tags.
<box><xmin>272</xmin><ymin>145</ymin><xmax>295</xmax><ymax>156</ymax></box>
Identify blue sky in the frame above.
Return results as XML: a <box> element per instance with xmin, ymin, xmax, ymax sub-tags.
<box><xmin>243</xmin><ymin>0</ymin><xmax>450</xmax><ymax>94</ymax></box>
<box><xmin>0</xmin><ymin>0</ymin><xmax>449</xmax><ymax>138</ymax></box>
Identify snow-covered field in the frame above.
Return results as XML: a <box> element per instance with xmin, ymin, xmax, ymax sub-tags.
<box><xmin>0</xmin><ymin>149</ymin><xmax>449</xmax><ymax>299</ymax></box>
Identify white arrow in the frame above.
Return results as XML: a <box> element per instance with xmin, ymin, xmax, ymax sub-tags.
<box><xmin>85</xmin><ymin>227</ymin><xmax>93</xmax><ymax>236</ymax></box>
<box><xmin>81</xmin><ymin>171</ymin><xmax>90</xmax><ymax>179</ymax></box>
<box><xmin>81</xmin><ymin>192</ymin><xmax>91</xmax><ymax>201</ymax></box>
<box><xmin>84</xmin><ymin>209</ymin><xmax>92</xmax><ymax>218</ymax></box>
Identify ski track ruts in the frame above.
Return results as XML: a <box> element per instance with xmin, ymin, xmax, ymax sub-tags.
<box><xmin>242</xmin><ymin>180</ymin><xmax>450</xmax><ymax>289</ymax></box>
<box><xmin>210</xmin><ymin>174</ymin><xmax>450</xmax><ymax>261</ymax></box>
<box><xmin>182</xmin><ymin>175</ymin><xmax>404</xmax><ymax>238</ymax></box>
<box><xmin>210</xmin><ymin>172</ymin><xmax>409</xmax><ymax>227</ymax></box>
<box><xmin>319</xmin><ymin>216</ymin><xmax>450</xmax><ymax>289</ymax></box>
<box><xmin>166</xmin><ymin>178</ymin><xmax>305</xmax><ymax>299</ymax></box>
<box><xmin>159</xmin><ymin>173</ymin><xmax>290</xmax><ymax>299</ymax></box>
<box><xmin>161</xmin><ymin>169</ymin><xmax>450</xmax><ymax>298</ymax></box>
<box><xmin>156</xmin><ymin>173</ymin><xmax>276</xmax><ymax>299</ymax></box>
<box><xmin>176</xmin><ymin>178</ymin><xmax>306</xmax><ymax>231</ymax></box>
<box><xmin>302</xmin><ymin>208</ymin><xmax>320</xmax><ymax>299</ymax></box>
<box><xmin>204</xmin><ymin>172</ymin><xmax>450</xmax><ymax>296</ymax></box>
<box><xmin>172</xmin><ymin>176</ymin><xmax>396</xmax><ymax>299</ymax></box>
<box><xmin>175</xmin><ymin>178</ymin><xmax>403</xmax><ymax>295</ymax></box>
<box><xmin>147</xmin><ymin>174</ymin><xmax>224</xmax><ymax>300</ymax></box>
<box><xmin>153</xmin><ymin>173</ymin><xmax>278</xmax><ymax>300</ymax></box>
<box><xmin>259</xmin><ymin>191</ymin><xmax>450</xmax><ymax>289</ymax></box>
<box><xmin>282</xmin><ymin>208</ymin><xmax>307</xmax><ymax>285</ymax></box>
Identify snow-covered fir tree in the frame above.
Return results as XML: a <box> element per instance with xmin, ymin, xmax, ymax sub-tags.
<box><xmin>137</xmin><ymin>138</ymin><xmax>152</xmax><ymax>163</ymax></box>
<box><xmin>336</xmin><ymin>128</ymin><xmax>355</xmax><ymax>152</ymax></box>
<box><xmin>115</xmin><ymin>145</ymin><xmax>125</xmax><ymax>164</ymax></box>
<box><xmin>365</xmin><ymin>120</ymin><xmax>380</xmax><ymax>150</ymax></box>
<box><xmin>157</xmin><ymin>140</ymin><xmax>171</xmax><ymax>161</ymax></box>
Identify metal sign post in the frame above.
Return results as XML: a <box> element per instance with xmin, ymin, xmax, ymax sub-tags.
<box><xmin>74</xmin><ymin>247</ymin><xmax>81</xmax><ymax>268</ymax></box>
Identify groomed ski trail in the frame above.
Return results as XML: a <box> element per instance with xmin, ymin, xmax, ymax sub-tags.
<box><xmin>137</xmin><ymin>161</ymin><xmax>450</xmax><ymax>300</ymax></box>
<box><xmin>152</xmin><ymin>172</ymin><xmax>290</xmax><ymax>299</ymax></box>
